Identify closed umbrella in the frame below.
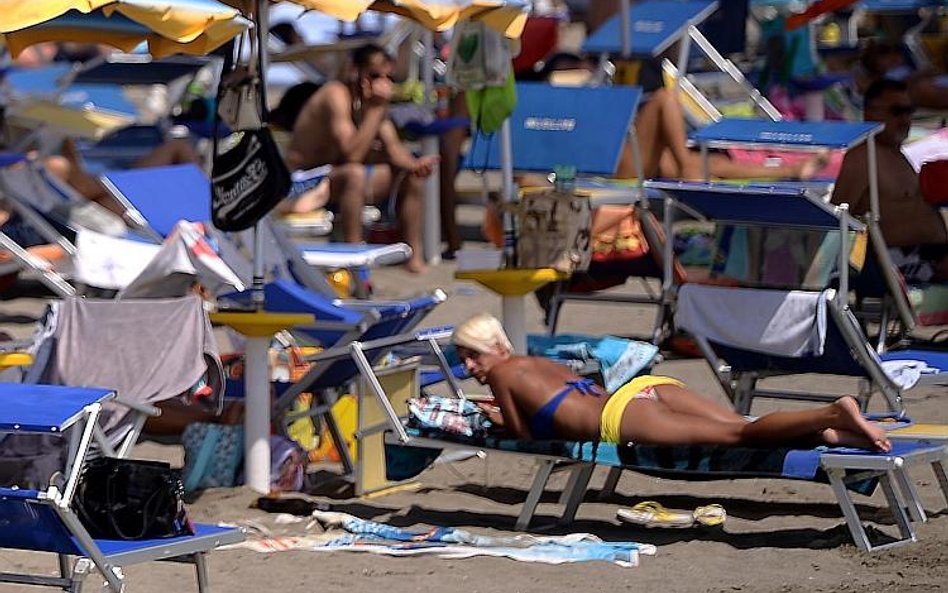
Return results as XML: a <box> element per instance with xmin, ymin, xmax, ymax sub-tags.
<box><xmin>0</xmin><ymin>0</ymin><xmax>251</xmax><ymax>58</ymax></box>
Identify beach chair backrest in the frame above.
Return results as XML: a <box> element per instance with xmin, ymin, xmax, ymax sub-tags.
<box><xmin>464</xmin><ymin>83</ymin><xmax>641</xmax><ymax>176</ymax></box>
<box><xmin>101</xmin><ymin>163</ymin><xmax>212</xmax><ymax>238</ymax></box>
<box><xmin>582</xmin><ymin>0</ymin><xmax>720</xmax><ymax>57</ymax></box>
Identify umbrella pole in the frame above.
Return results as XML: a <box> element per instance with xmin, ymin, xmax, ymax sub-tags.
<box><xmin>421</xmin><ymin>29</ymin><xmax>442</xmax><ymax>264</ymax></box>
<box><xmin>243</xmin><ymin>0</ymin><xmax>272</xmax><ymax>495</ymax></box>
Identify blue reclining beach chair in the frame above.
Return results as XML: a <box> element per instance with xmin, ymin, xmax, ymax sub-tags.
<box><xmin>0</xmin><ymin>383</ymin><xmax>243</xmax><ymax>593</ymax></box>
<box><xmin>220</xmin><ymin>279</ymin><xmax>448</xmax><ymax>475</ymax></box>
<box><xmin>398</xmin><ymin>426</ymin><xmax>948</xmax><ymax>551</ymax></box>
<box><xmin>100</xmin><ymin>163</ymin><xmax>412</xmax><ymax>293</ymax></box>
<box><xmin>464</xmin><ymin>83</ymin><xmax>677</xmax><ymax>342</ymax></box>
<box><xmin>647</xmin><ymin>180</ymin><xmax>948</xmax><ymax>414</ymax></box>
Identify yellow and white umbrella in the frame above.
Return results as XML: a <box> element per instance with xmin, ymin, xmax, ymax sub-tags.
<box><xmin>0</xmin><ymin>0</ymin><xmax>252</xmax><ymax>58</ymax></box>
<box><xmin>225</xmin><ymin>0</ymin><xmax>526</xmax><ymax>37</ymax></box>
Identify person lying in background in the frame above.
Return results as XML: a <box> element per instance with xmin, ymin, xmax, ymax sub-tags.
<box><xmin>531</xmin><ymin>52</ymin><xmax>829</xmax><ymax>182</ymax></box>
<box><xmin>452</xmin><ymin>313</ymin><xmax>891</xmax><ymax>452</ymax></box>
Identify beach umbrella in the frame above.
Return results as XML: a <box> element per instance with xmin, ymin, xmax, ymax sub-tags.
<box><xmin>0</xmin><ymin>0</ymin><xmax>252</xmax><ymax>58</ymax></box>
<box><xmin>228</xmin><ymin>0</ymin><xmax>527</xmax><ymax>37</ymax></box>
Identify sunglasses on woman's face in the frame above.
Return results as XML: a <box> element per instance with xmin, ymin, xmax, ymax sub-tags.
<box><xmin>366</xmin><ymin>71</ymin><xmax>392</xmax><ymax>81</ymax></box>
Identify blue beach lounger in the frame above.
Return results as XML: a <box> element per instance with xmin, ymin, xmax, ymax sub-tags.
<box><xmin>398</xmin><ymin>427</ymin><xmax>948</xmax><ymax>552</ymax></box>
<box><xmin>464</xmin><ymin>83</ymin><xmax>675</xmax><ymax>342</ymax></box>
<box><xmin>100</xmin><ymin>163</ymin><xmax>412</xmax><ymax>284</ymax></box>
<box><xmin>0</xmin><ymin>383</ymin><xmax>243</xmax><ymax>593</ymax></box>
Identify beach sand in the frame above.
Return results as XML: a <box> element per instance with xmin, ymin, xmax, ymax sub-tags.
<box><xmin>1</xmin><ymin>259</ymin><xmax>946</xmax><ymax>593</ymax></box>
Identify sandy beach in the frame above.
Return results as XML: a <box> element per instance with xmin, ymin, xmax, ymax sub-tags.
<box><xmin>1</xmin><ymin>254</ymin><xmax>947</xmax><ymax>593</ymax></box>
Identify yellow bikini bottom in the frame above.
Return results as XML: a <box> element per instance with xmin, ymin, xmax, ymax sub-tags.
<box><xmin>599</xmin><ymin>375</ymin><xmax>685</xmax><ymax>444</ymax></box>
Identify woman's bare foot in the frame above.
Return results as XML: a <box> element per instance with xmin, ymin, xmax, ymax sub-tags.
<box><xmin>794</xmin><ymin>150</ymin><xmax>831</xmax><ymax>181</ymax></box>
<box><xmin>829</xmin><ymin>397</ymin><xmax>891</xmax><ymax>452</ymax></box>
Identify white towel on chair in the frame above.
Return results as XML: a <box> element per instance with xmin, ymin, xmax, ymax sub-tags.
<box><xmin>676</xmin><ymin>285</ymin><xmax>829</xmax><ymax>357</ymax></box>
<box><xmin>880</xmin><ymin>359</ymin><xmax>938</xmax><ymax>390</ymax></box>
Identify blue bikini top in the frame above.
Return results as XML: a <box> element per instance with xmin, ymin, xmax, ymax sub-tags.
<box><xmin>527</xmin><ymin>378</ymin><xmax>601</xmax><ymax>440</ymax></box>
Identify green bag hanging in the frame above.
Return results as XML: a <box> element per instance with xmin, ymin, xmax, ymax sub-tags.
<box><xmin>465</xmin><ymin>68</ymin><xmax>517</xmax><ymax>135</ymax></box>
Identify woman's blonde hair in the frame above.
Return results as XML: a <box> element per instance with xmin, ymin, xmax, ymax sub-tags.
<box><xmin>452</xmin><ymin>313</ymin><xmax>512</xmax><ymax>354</ymax></box>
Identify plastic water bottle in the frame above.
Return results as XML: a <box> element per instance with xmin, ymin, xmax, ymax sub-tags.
<box><xmin>553</xmin><ymin>164</ymin><xmax>577</xmax><ymax>193</ymax></box>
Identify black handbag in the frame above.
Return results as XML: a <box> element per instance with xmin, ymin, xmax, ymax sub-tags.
<box><xmin>210</xmin><ymin>25</ymin><xmax>290</xmax><ymax>232</ymax></box>
<box><xmin>73</xmin><ymin>457</ymin><xmax>193</xmax><ymax>540</ymax></box>
<box><xmin>211</xmin><ymin>126</ymin><xmax>290</xmax><ymax>231</ymax></box>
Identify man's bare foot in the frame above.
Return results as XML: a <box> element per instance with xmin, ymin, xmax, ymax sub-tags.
<box><xmin>794</xmin><ymin>150</ymin><xmax>831</xmax><ymax>181</ymax></box>
<box><xmin>405</xmin><ymin>257</ymin><xmax>427</xmax><ymax>274</ymax></box>
<box><xmin>830</xmin><ymin>396</ymin><xmax>891</xmax><ymax>452</ymax></box>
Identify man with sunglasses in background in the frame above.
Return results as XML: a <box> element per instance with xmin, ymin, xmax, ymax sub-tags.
<box><xmin>832</xmin><ymin>79</ymin><xmax>947</xmax><ymax>282</ymax></box>
<box><xmin>286</xmin><ymin>43</ymin><xmax>436</xmax><ymax>273</ymax></box>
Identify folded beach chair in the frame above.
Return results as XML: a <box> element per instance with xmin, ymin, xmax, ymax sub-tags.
<box><xmin>581</xmin><ymin>0</ymin><xmax>781</xmax><ymax>120</ymax></box>
<box><xmin>648</xmin><ymin>180</ymin><xmax>948</xmax><ymax>415</ymax></box>
<box><xmin>220</xmin><ymin>278</ymin><xmax>448</xmax><ymax>475</ymax></box>
<box><xmin>0</xmin><ymin>383</ymin><xmax>244</xmax><ymax>593</ymax></box>
<box><xmin>464</xmin><ymin>82</ymin><xmax>676</xmax><ymax>342</ymax></box>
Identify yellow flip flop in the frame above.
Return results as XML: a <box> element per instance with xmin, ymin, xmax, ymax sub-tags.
<box><xmin>693</xmin><ymin>504</ymin><xmax>727</xmax><ymax>527</ymax></box>
<box><xmin>617</xmin><ymin>501</ymin><xmax>695</xmax><ymax>528</ymax></box>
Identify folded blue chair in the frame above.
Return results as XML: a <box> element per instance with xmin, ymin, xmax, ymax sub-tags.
<box><xmin>0</xmin><ymin>383</ymin><xmax>243</xmax><ymax>592</ymax></box>
<box><xmin>399</xmin><ymin>426</ymin><xmax>948</xmax><ymax>551</ymax></box>
<box><xmin>223</xmin><ymin>279</ymin><xmax>449</xmax><ymax>475</ymax></box>
<box><xmin>581</xmin><ymin>0</ymin><xmax>781</xmax><ymax>119</ymax></box>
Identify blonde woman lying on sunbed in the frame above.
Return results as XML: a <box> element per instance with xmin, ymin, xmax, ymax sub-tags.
<box><xmin>452</xmin><ymin>313</ymin><xmax>891</xmax><ymax>452</ymax></box>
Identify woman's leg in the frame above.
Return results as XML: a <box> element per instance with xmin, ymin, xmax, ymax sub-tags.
<box><xmin>619</xmin><ymin>89</ymin><xmax>703</xmax><ymax>179</ymax></box>
<box><xmin>619</xmin><ymin>394</ymin><xmax>890</xmax><ymax>451</ymax></box>
<box><xmin>705</xmin><ymin>150</ymin><xmax>829</xmax><ymax>180</ymax></box>
<box><xmin>652</xmin><ymin>384</ymin><xmax>744</xmax><ymax>423</ymax></box>
<box><xmin>133</xmin><ymin>138</ymin><xmax>201</xmax><ymax>168</ymax></box>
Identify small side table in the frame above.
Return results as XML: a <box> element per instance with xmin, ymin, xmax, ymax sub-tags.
<box><xmin>455</xmin><ymin>268</ymin><xmax>568</xmax><ymax>353</ymax></box>
<box><xmin>209</xmin><ymin>311</ymin><xmax>314</xmax><ymax>494</ymax></box>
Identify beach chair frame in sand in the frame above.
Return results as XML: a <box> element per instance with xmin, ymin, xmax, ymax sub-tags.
<box><xmin>647</xmin><ymin>180</ymin><xmax>948</xmax><ymax>415</ymax></box>
<box><xmin>465</xmin><ymin>82</ymin><xmax>678</xmax><ymax>343</ymax></box>
<box><xmin>0</xmin><ymin>383</ymin><xmax>244</xmax><ymax>592</ymax></box>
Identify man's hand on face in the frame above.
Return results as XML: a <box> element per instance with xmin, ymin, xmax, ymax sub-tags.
<box><xmin>361</xmin><ymin>73</ymin><xmax>393</xmax><ymax>107</ymax></box>
<box><xmin>410</xmin><ymin>154</ymin><xmax>440</xmax><ymax>178</ymax></box>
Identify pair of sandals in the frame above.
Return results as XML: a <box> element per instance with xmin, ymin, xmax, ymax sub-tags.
<box><xmin>617</xmin><ymin>501</ymin><xmax>726</xmax><ymax>529</ymax></box>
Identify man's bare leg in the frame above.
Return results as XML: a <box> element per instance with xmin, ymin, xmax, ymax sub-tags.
<box><xmin>328</xmin><ymin>163</ymin><xmax>368</xmax><ymax>243</ymax></box>
<box><xmin>398</xmin><ymin>173</ymin><xmax>427</xmax><ymax>273</ymax></box>
<box><xmin>367</xmin><ymin>165</ymin><xmax>426</xmax><ymax>273</ymax></box>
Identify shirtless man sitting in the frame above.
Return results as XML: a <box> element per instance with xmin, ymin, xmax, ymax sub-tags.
<box><xmin>285</xmin><ymin>44</ymin><xmax>437</xmax><ymax>273</ymax></box>
<box><xmin>831</xmin><ymin>79</ymin><xmax>947</xmax><ymax>283</ymax></box>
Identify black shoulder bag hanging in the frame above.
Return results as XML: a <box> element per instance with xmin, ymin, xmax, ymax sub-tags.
<box><xmin>211</xmin><ymin>23</ymin><xmax>290</xmax><ymax>232</ymax></box>
<box><xmin>74</xmin><ymin>457</ymin><xmax>193</xmax><ymax>540</ymax></box>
